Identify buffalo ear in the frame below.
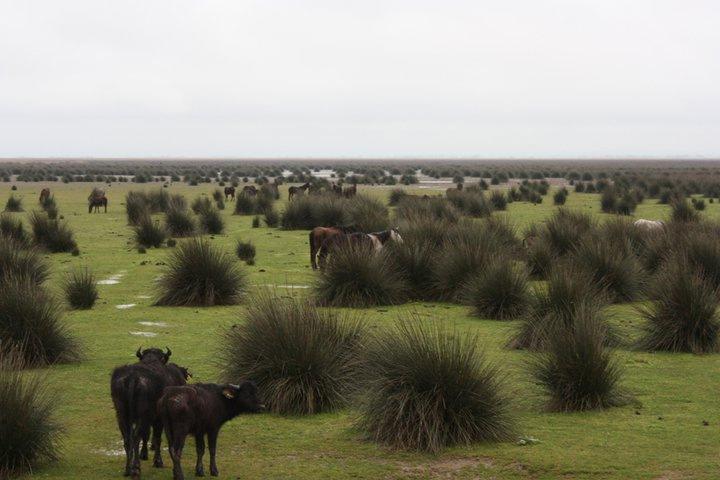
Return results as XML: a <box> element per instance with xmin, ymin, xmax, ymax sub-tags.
<box><xmin>222</xmin><ymin>388</ymin><xmax>236</xmax><ymax>399</ymax></box>
<box><xmin>136</xmin><ymin>347</ymin><xmax>142</xmax><ymax>359</ymax></box>
<box><xmin>164</xmin><ymin>347</ymin><xmax>172</xmax><ymax>363</ymax></box>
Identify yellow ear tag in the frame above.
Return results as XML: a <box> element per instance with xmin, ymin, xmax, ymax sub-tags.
<box><xmin>222</xmin><ymin>389</ymin><xmax>235</xmax><ymax>399</ymax></box>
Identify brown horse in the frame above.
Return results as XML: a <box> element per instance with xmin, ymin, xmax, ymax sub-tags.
<box><xmin>309</xmin><ymin>227</ymin><xmax>345</xmax><ymax>270</ymax></box>
<box><xmin>88</xmin><ymin>188</ymin><xmax>108</xmax><ymax>213</ymax></box>
<box><xmin>242</xmin><ymin>185</ymin><xmax>258</xmax><ymax>197</ymax></box>
<box><xmin>224</xmin><ymin>186</ymin><xmax>236</xmax><ymax>200</ymax></box>
<box><xmin>316</xmin><ymin>229</ymin><xmax>402</xmax><ymax>269</ymax></box>
<box><xmin>288</xmin><ymin>183</ymin><xmax>310</xmax><ymax>200</ymax></box>
<box><xmin>39</xmin><ymin>188</ymin><xmax>50</xmax><ymax>204</ymax></box>
<box><xmin>342</xmin><ymin>185</ymin><xmax>357</xmax><ymax>198</ymax></box>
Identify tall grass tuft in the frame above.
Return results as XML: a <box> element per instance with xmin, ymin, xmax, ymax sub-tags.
<box><xmin>0</xmin><ymin>277</ymin><xmax>81</xmax><ymax>366</ymax></box>
<box><xmin>28</xmin><ymin>212</ymin><xmax>77</xmax><ymax>253</ymax></box>
<box><xmin>531</xmin><ymin>303</ymin><xmax>631</xmax><ymax>411</ymax></box>
<box><xmin>0</xmin><ymin>241</ymin><xmax>49</xmax><ymax>286</ymax></box>
<box><xmin>263</xmin><ymin>208</ymin><xmax>280</xmax><ymax>227</ymax></box>
<box><xmin>219</xmin><ymin>294</ymin><xmax>366</xmax><ymax>415</ymax></box>
<box><xmin>4</xmin><ymin>195</ymin><xmax>23</xmax><ymax>212</ymax></box>
<box><xmin>671</xmin><ymin>199</ymin><xmax>699</xmax><ymax>223</ymax></box>
<box><xmin>356</xmin><ymin>320</ymin><xmax>514</xmax><ymax>453</ymax></box>
<box><xmin>197</xmin><ymin>206</ymin><xmax>224</xmax><ymax>234</ymax></box>
<box><xmin>235</xmin><ymin>240</ymin><xmax>256</xmax><ymax>263</ymax></box>
<box><xmin>63</xmin><ymin>268</ymin><xmax>98</xmax><ymax>310</ymax></box>
<box><xmin>345</xmin><ymin>196</ymin><xmax>389</xmax><ymax>232</ymax></box>
<box><xmin>155</xmin><ymin>238</ymin><xmax>246</xmax><ymax>306</ymax></box>
<box><xmin>0</xmin><ymin>214</ymin><xmax>29</xmax><ymax>246</ymax></box>
<box><xmin>164</xmin><ymin>205</ymin><xmax>196</xmax><ymax>237</ymax></box>
<box><xmin>314</xmin><ymin>243</ymin><xmax>407</xmax><ymax>307</ymax></box>
<box><xmin>124</xmin><ymin>191</ymin><xmax>151</xmax><ymax>225</ymax></box>
<box><xmin>638</xmin><ymin>257</ymin><xmax>720</xmax><ymax>353</ymax></box>
<box><xmin>133</xmin><ymin>214</ymin><xmax>167</xmax><ymax>248</ymax></box>
<box><xmin>0</xmin><ymin>350</ymin><xmax>63</xmax><ymax>477</ymax></box>
<box><xmin>544</xmin><ymin>209</ymin><xmax>595</xmax><ymax>256</ymax></box>
<box><xmin>464</xmin><ymin>258</ymin><xmax>531</xmax><ymax>320</ymax></box>
<box><xmin>393</xmin><ymin>196</ymin><xmax>460</xmax><ymax>223</ymax></box>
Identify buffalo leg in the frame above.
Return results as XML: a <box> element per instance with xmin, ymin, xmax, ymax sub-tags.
<box><xmin>130</xmin><ymin>424</ymin><xmax>143</xmax><ymax>480</ymax></box>
<box><xmin>208</xmin><ymin>430</ymin><xmax>219</xmax><ymax>477</ymax></box>
<box><xmin>117</xmin><ymin>418</ymin><xmax>132</xmax><ymax>476</ymax></box>
<box><xmin>151</xmin><ymin>420</ymin><xmax>164</xmax><ymax>468</ymax></box>
<box><xmin>194</xmin><ymin>434</ymin><xmax>206</xmax><ymax>477</ymax></box>
<box><xmin>169</xmin><ymin>429</ymin><xmax>188</xmax><ymax>480</ymax></box>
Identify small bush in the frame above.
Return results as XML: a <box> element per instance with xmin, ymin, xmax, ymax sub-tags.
<box><xmin>692</xmin><ymin>198</ymin><xmax>706</xmax><ymax>211</ymax></box>
<box><xmin>489</xmin><ymin>190</ymin><xmax>507</xmax><ymax>210</ymax></box>
<box><xmin>156</xmin><ymin>238</ymin><xmax>246</xmax><ymax>306</ymax></box>
<box><xmin>197</xmin><ymin>206</ymin><xmax>224</xmax><ymax>234</ymax></box>
<box><xmin>0</xmin><ymin>351</ymin><xmax>63</xmax><ymax>477</ymax></box>
<box><xmin>314</xmin><ymin>243</ymin><xmax>407</xmax><ymax>307</ymax></box>
<box><xmin>28</xmin><ymin>212</ymin><xmax>77</xmax><ymax>253</ymax></box>
<box><xmin>124</xmin><ymin>191</ymin><xmax>151</xmax><ymax>225</ymax></box>
<box><xmin>0</xmin><ymin>277</ymin><xmax>81</xmax><ymax>366</ymax></box>
<box><xmin>164</xmin><ymin>206</ymin><xmax>196</xmax><ymax>237</ymax></box>
<box><xmin>388</xmin><ymin>188</ymin><xmax>408</xmax><ymax>206</ymax></box>
<box><xmin>446</xmin><ymin>190</ymin><xmax>493</xmax><ymax>217</ymax></box>
<box><xmin>356</xmin><ymin>320</ymin><xmax>514</xmax><ymax>453</ymax></box>
<box><xmin>220</xmin><ymin>294</ymin><xmax>366</xmax><ymax>415</ymax></box>
<box><xmin>464</xmin><ymin>258</ymin><xmax>530</xmax><ymax>320</ymax></box>
<box><xmin>133</xmin><ymin>214</ymin><xmax>167</xmax><ymax>248</ymax></box>
<box><xmin>4</xmin><ymin>195</ymin><xmax>23</xmax><ymax>212</ymax></box>
<box><xmin>235</xmin><ymin>240</ymin><xmax>256</xmax><ymax>263</ymax></box>
<box><xmin>394</xmin><ymin>196</ymin><xmax>460</xmax><ymax>224</ymax></box>
<box><xmin>234</xmin><ymin>195</ymin><xmax>257</xmax><ymax>215</ymax></box>
<box><xmin>531</xmin><ymin>304</ymin><xmax>631</xmax><ymax>411</ymax></box>
<box><xmin>167</xmin><ymin>238</ymin><xmax>177</xmax><ymax>247</ymax></box>
<box><xmin>263</xmin><ymin>208</ymin><xmax>280</xmax><ymax>227</ymax></box>
<box><xmin>638</xmin><ymin>258</ymin><xmax>720</xmax><ymax>353</ymax></box>
<box><xmin>544</xmin><ymin>209</ymin><xmax>594</xmax><ymax>256</ymax></box>
<box><xmin>525</xmin><ymin>234</ymin><xmax>556</xmax><ymax>279</ymax></box>
<box><xmin>63</xmin><ymin>268</ymin><xmax>98</xmax><ymax>310</ymax></box>
<box><xmin>0</xmin><ymin>241</ymin><xmax>48</xmax><ymax>286</ymax></box>
<box><xmin>345</xmin><ymin>196</ymin><xmax>389</xmax><ymax>232</ymax></box>
<box><xmin>0</xmin><ymin>214</ymin><xmax>28</xmax><ymax>246</ymax></box>
<box><xmin>553</xmin><ymin>188</ymin><xmax>568</xmax><ymax>206</ymax></box>
<box><xmin>600</xmin><ymin>189</ymin><xmax>617</xmax><ymax>213</ymax></box>
<box><xmin>191</xmin><ymin>196</ymin><xmax>213</xmax><ymax>215</ymax></box>
<box><xmin>671</xmin><ymin>199</ymin><xmax>699</xmax><ymax>223</ymax></box>
<box><xmin>251</xmin><ymin>216</ymin><xmax>260</xmax><ymax>228</ymax></box>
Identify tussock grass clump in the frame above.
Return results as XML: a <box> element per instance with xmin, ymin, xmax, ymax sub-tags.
<box><xmin>220</xmin><ymin>294</ymin><xmax>366</xmax><ymax>415</ymax></box>
<box><xmin>356</xmin><ymin>320</ymin><xmax>514</xmax><ymax>453</ymax></box>
<box><xmin>133</xmin><ymin>214</ymin><xmax>167</xmax><ymax>248</ymax></box>
<box><xmin>682</xmin><ymin>228</ymin><xmax>720</xmax><ymax>290</ymax></box>
<box><xmin>345</xmin><ymin>196</ymin><xmax>389</xmax><ymax>232</ymax></box>
<box><xmin>544</xmin><ymin>209</ymin><xmax>595</xmax><ymax>256</ymax></box>
<box><xmin>531</xmin><ymin>304</ymin><xmax>631</xmax><ymax>412</ymax></box>
<box><xmin>394</xmin><ymin>196</ymin><xmax>460</xmax><ymax>223</ymax></box>
<box><xmin>63</xmin><ymin>268</ymin><xmax>98</xmax><ymax>310</ymax></box>
<box><xmin>263</xmin><ymin>208</ymin><xmax>280</xmax><ymax>227</ymax></box>
<box><xmin>525</xmin><ymin>235</ymin><xmax>555</xmax><ymax>279</ymax></box>
<box><xmin>0</xmin><ymin>277</ymin><xmax>81</xmax><ymax>366</ymax></box>
<box><xmin>510</xmin><ymin>266</ymin><xmax>614</xmax><ymax>350</ymax></box>
<box><xmin>156</xmin><ymin>238</ymin><xmax>246</xmax><ymax>306</ymax></box>
<box><xmin>572</xmin><ymin>237</ymin><xmax>646</xmax><ymax>303</ymax></box>
<box><xmin>235</xmin><ymin>240</ymin><xmax>256</xmax><ymax>263</ymax></box>
<box><xmin>124</xmin><ymin>191</ymin><xmax>151</xmax><ymax>225</ymax></box>
<box><xmin>388</xmin><ymin>188</ymin><xmax>408</xmax><ymax>206</ymax></box>
<box><xmin>638</xmin><ymin>258</ymin><xmax>720</xmax><ymax>353</ymax></box>
<box><xmin>0</xmin><ymin>351</ymin><xmax>63</xmax><ymax>477</ymax></box>
<box><xmin>0</xmin><ymin>241</ymin><xmax>49</xmax><ymax>286</ymax></box>
<box><xmin>281</xmin><ymin>194</ymin><xmax>388</xmax><ymax>231</ymax></box>
<box><xmin>314</xmin><ymin>244</ymin><xmax>407</xmax><ymax>307</ymax></box>
<box><xmin>191</xmin><ymin>196</ymin><xmax>213</xmax><ymax>215</ymax></box>
<box><xmin>0</xmin><ymin>214</ymin><xmax>28</xmax><ymax>246</ymax></box>
<box><xmin>28</xmin><ymin>212</ymin><xmax>77</xmax><ymax>253</ymax></box>
<box><xmin>446</xmin><ymin>189</ymin><xmax>493</xmax><ymax>217</ymax></box>
<box><xmin>464</xmin><ymin>258</ymin><xmax>530</xmax><ymax>320</ymax></box>
<box><xmin>212</xmin><ymin>189</ymin><xmax>225</xmax><ymax>209</ymax></box>
<box><xmin>197</xmin><ymin>206</ymin><xmax>224</xmax><ymax>234</ymax></box>
<box><xmin>164</xmin><ymin>206</ymin><xmax>196</xmax><ymax>237</ymax></box>
<box><xmin>489</xmin><ymin>190</ymin><xmax>507</xmax><ymax>210</ymax></box>
<box><xmin>4</xmin><ymin>195</ymin><xmax>23</xmax><ymax>212</ymax></box>
<box><xmin>553</xmin><ymin>188</ymin><xmax>568</xmax><ymax>205</ymax></box>
<box><xmin>671</xmin><ymin>199</ymin><xmax>699</xmax><ymax>223</ymax></box>
<box><xmin>234</xmin><ymin>194</ymin><xmax>258</xmax><ymax>215</ymax></box>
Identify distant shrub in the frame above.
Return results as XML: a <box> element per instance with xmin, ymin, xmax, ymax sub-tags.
<box><xmin>531</xmin><ymin>304</ymin><xmax>631</xmax><ymax>411</ymax></box>
<box><xmin>0</xmin><ymin>240</ymin><xmax>49</xmax><ymax>286</ymax></box>
<box><xmin>234</xmin><ymin>195</ymin><xmax>257</xmax><ymax>215</ymax></box>
<box><xmin>0</xmin><ymin>351</ymin><xmax>63</xmax><ymax>477</ymax></box>
<box><xmin>600</xmin><ymin>189</ymin><xmax>617</xmax><ymax>213</ymax></box>
<box><xmin>191</xmin><ymin>196</ymin><xmax>213</xmax><ymax>215</ymax></box>
<box><xmin>235</xmin><ymin>240</ymin><xmax>256</xmax><ymax>263</ymax></box>
<box><xmin>263</xmin><ymin>208</ymin><xmax>279</xmax><ymax>228</ymax></box>
<box><xmin>220</xmin><ymin>294</ymin><xmax>366</xmax><ymax>415</ymax></box>
<box><xmin>3</xmin><ymin>195</ymin><xmax>23</xmax><ymax>212</ymax></box>
<box><xmin>464</xmin><ymin>257</ymin><xmax>530</xmax><ymax>320</ymax></box>
<box><xmin>671</xmin><ymin>199</ymin><xmax>699</xmax><ymax>223</ymax></box>
<box><xmin>0</xmin><ymin>277</ymin><xmax>81</xmax><ymax>366</ymax></box>
<box><xmin>446</xmin><ymin>189</ymin><xmax>493</xmax><ymax>217</ymax></box>
<box><xmin>356</xmin><ymin>320</ymin><xmax>514</xmax><ymax>453</ymax></box>
<box><xmin>164</xmin><ymin>206</ymin><xmax>196</xmax><ymax>237</ymax></box>
<box><xmin>638</xmin><ymin>257</ymin><xmax>720</xmax><ymax>353</ymax></box>
<box><xmin>553</xmin><ymin>188</ymin><xmax>568</xmax><ymax>205</ymax></box>
<box><xmin>251</xmin><ymin>216</ymin><xmax>260</xmax><ymax>228</ymax></box>
<box><xmin>282</xmin><ymin>194</ymin><xmax>388</xmax><ymax>231</ymax></box>
<box><xmin>133</xmin><ymin>214</ymin><xmax>167</xmax><ymax>248</ymax></box>
<box><xmin>388</xmin><ymin>188</ymin><xmax>408</xmax><ymax>206</ymax></box>
<box><xmin>124</xmin><ymin>191</ymin><xmax>150</xmax><ymax>225</ymax></box>
<box><xmin>489</xmin><ymin>190</ymin><xmax>507</xmax><ymax>210</ymax></box>
<box><xmin>156</xmin><ymin>238</ymin><xmax>246</xmax><ymax>306</ymax></box>
<box><xmin>0</xmin><ymin>214</ymin><xmax>28</xmax><ymax>246</ymax></box>
<box><xmin>212</xmin><ymin>189</ymin><xmax>225</xmax><ymax>210</ymax></box>
<box><xmin>394</xmin><ymin>196</ymin><xmax>460</xmax><ymax>224</ymax></box>
<box><xmin>28</xmin><ymin>212</ymin><xmax>77</xmax><ymax>253</ymax></box>
<box><xmin>197</xmin><ymin>206</ymin><xmax>224</xmax><ymax>234</ymax></box>
<box><xmin>544</xmin><ymin>209</ymin><xmax>594</xmax><ymax>256</ymax></box>
<box><xmin>314</xmin><ymin>243</ymin><xmax>406</xmax><ymax>307</ymax></box>
<box><xmin>63</xmin><ymin>268</ymin><xmax>98</xmax><ymax>310</ymax></box>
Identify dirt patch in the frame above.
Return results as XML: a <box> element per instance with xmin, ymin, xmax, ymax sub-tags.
<box><xmin>395</xmin><ymin>457</ymin><xmax>495</xmax><ymax>478</ymax></box>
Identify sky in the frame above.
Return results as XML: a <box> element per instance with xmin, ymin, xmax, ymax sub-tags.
<box><xmin>0</xmin><ymin>0</ymin><xmax>719</xmax><ymax>158</ymax></box>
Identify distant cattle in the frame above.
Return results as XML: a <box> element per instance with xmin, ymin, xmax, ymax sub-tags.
<box><xmin>288</xmin><ymin>183</ymin><xmax>310</xmax><ymax>200</ymax></box>
<box><xmin>241</xmin><ymin>185</ymin><xmax>258</xmax><ymax>197</ymax></box>
<box><xmin>158</xmin><ymin>382</ymin><xmax>264</xmax><ymax>480</ymax></box>
<box><xmin>343</xmin><ymin>184</ymin><xmax>357</xmax><ymax>198</ymax></box>
<box><xmin>224</xmin><ymin>187</ymin><xmax>236</xmax><ymax>200</ymax></box>
<box><xmin>316</xmin><ymin>228</ymin><xmax>403</xmax><ymax>269</ymax></box>
<box><xmin>110</xmin><ymin>347</ymin><xmax>188</xmax><ymax>479</ymax></box>
<box><xmin>88</xmin><ymin>188</ymin><xmax>108</xmax><ymax>213</ymax></box>
<box><xmin>39</xmin><ymin>188</ymin><xmax>50</xmax><ymax>204</ymax></box>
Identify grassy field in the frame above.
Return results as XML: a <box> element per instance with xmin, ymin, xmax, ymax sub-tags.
<box><xmin>4</xmin><ymin>181</ymin><xmax>719</xmax><ymax>480</ymax></box>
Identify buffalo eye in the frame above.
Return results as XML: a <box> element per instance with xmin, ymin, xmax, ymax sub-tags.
<box><xmin>222</xmin><ymin>388</ymin><xmax>236</xmax><ymax>399</ymax></box>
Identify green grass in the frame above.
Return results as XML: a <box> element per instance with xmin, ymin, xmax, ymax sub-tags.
<box><xmin>2</xmin><ymin>182</ymin><xmax>719</xmax><ymax>479</ymax></box>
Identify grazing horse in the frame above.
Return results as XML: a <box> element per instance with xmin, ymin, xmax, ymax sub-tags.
<box><xmin>343</xmin><ymin>185</ymin><xmax>357</xmax><ymax>198</ymax></box>
<box><xmin>39</xmin><ymin>188</ymin><xmax>50</xmax><ymax>204</ymax></box>
<box><xmin>316</xmin><ymin>228</ymin><xmax>402</xmax><ymax>269</ymax></box>
<box><xmin>88</xmin><ymin>188</ymin><xmax>108</xmax><ymax>213</ymax></box>
<box><xmin>288</xmin><ymin>183</ymin><xmax>311</xmax><ymax>200</ymax></box>
<box><xmin>242</xmin><ymin>185</ymin><xmax>258</xmax><ymax>197</ymax></box>
<box><xmin>633</xmin><ymin>219</ymin><xmax>666</xmax><ymax>231</ymax></box>
<box><xmin>331</xmin><ymin>183</ymin><xmax>343</xmax><ymax>196</ymax></box>
<box><xmin>224</xmin><ymin>186</ymin><xmax>236</xmax><ymax>201</ymax></box>
<box><xmin>309</xmin><ymin>226</ymin><xmax>358</xmax><ymax>270</ymax></box>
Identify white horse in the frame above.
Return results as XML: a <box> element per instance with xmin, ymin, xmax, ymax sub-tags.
<box><xmin>633</xmin><ymin>219</ymin><xmax>666</xmax><ymax>231</ymax></box>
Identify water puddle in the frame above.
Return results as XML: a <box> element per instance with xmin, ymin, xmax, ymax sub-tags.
<box><xmin>138</xmin><ymin>321</ymin><xmax>168</xmax><ymax>327</ymax></box>
<box><xmin>116</xmin><ymin>304</ymin><xmax>136</xmax><ymax>310</ymax></box>
<box><xmin>129</xmin><ymin>331</ymin><xmax>157</xmax><ymax>337</ymax></box>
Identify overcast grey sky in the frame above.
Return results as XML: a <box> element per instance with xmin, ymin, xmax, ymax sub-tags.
<box><xmin>0</xmin><ymin>0</ymin><xmax>718</xmax><ymax>158</ymax></box>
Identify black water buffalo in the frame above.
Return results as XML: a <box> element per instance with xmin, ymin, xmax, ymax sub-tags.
<box><xmin>110</xmin><ymin>347</ymin><xmax>189</xmax><ymax>479</ymax></box>
<box><xmin>158</xmin><ymin>382</ymin><xmax>264</xmax><ymax>480</ymax></box>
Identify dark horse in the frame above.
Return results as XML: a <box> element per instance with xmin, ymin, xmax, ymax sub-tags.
<box><xmin>309</xmin><ymin>225</ymin><xmax>358</xmax><ymax>270</ymax></box>
<box><xmin>88</xmin><ymin>188</ymin><xmax>108</xmax><ymax>213</ymax></box>
<box><xmin>288</xmin><ymin>183</ymin><xmax>311</xmax><ymax>200</ymax></box>
<box><xmin>39</xmin><ymin>188</ymin><xmax>50</xmax><ymax>204</ymax></box>
<box><xmin>342</xmin><ymin>184</ymin><xmax>357</xmax><ymax>197</ymax></box>
<box><xmin>224</xmin><ymin>186</ymin><xmax>236</xmax><ymax>200</ymax></box>
<box><xmin>316</xmin><ymin>228</ymin><xmax>402</xmax><ymax>269</ymax></box>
